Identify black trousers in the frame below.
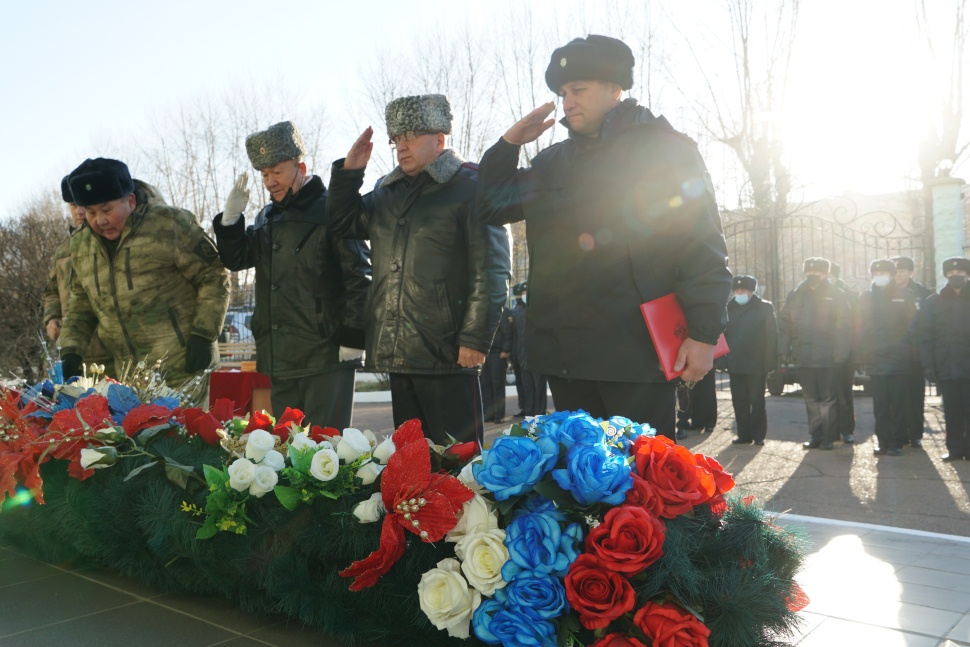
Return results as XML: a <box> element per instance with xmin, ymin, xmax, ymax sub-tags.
<box><xmin>390</xmin><ymin>373</ymin><xmax>484</xmax><ymax>446</ymax></box>
<box><xmin>905</xmin><ymin>371</ymin><xmax>926</xmax><ymax>442</ymax></box>
<box><xmin>938</xmin><ymin>379</ymin><xmax>970</xmax><ymax>459</ymax></box>
<box><xmin>547</xmin><ymin>377</ymin><xmax>677</xmax><ymax>440</ymax></box>
<box><xmin>513</xmin><ymin>359</ymin><xmax>548</xmax><ymax>415</ymax></box>
<box><xmin>271</xmin><ymin>369</ymin><xmax>356</xmax><ymax>430</ymax></box>
<box><xmin>729</xmin><ymin>373</ymin><xmax>767</xmax><ymax>442</ymax></box>
<box><xmin>834</xmin><ymin>362</ymin><xmax>856</xmax><ymax>440</ymax></box>
<box><xmin>676</xmin><ymin>369</ymin><xmax>717</xmax><ymax>430</ymax></box>
<box><xmin>798</xmin><ymin>367</ymin><xmax>839</xmax><ymax>444</ymax></box>
<box><xmin>480</xmin><ymin>353</ymin><xmax>508</xmax><ymax>422</ymax></box>
<box><xmin>870</xmin><ymin>374</ymin><xmax>908</xmax><ymax>451</ymax></box>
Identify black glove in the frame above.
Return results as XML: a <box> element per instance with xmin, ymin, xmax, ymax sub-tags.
<box><xmin>61</xmin><ymin>353</ymin><xmax>83</xmax><ymax>380</ymax></box>
<box><xmin>185</xmin><ymin>335</ymin><xmax>213</xmax><ymax>373</ymax></box>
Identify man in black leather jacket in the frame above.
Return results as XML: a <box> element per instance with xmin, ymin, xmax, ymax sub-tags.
<box><xmin>328</xmin><ymin>95</ymin><xmax>511</xmax><ymax>445</ymax></box>
<box><xmin>214</xmin><ymin>121</ymin><xmax>371</xmax><ymax>430</ymax></box>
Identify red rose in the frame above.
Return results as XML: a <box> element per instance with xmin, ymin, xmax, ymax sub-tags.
<box><xmin>243</xmin><ymin>409</ymin><xmax>273</xmax><ymax>434</ymax></box>
<box><xmin>272</xmin><ymin>407</ymin><xmax>305</xmax><ymax>441</ymax></box>
<box><xmin>590</xmin><ymin>634</ymin><xmax>649</xmax><ymax>647</ymax></box>
<box><xmin>183</xmin><ymin>407</ymin><xmax>221</xmax><ymax>445</ymax></box>
<box><xmin>625</xmin><ymin>473</ymin><xmax>666</xmax><ymax>519</ymax></box>
<box><xmin>309</xmin><ymin>425</ymin><xmax>339</xmax><ymax>442</ymax></box>
<box><xmin>633</xmin><ymin>601</ymin><xmax>711</xmax><ymax>647</ymax></box>
<box><xmin>586</xmin><ymin>505</ymin><xmax>665</xmax><ymax>575</ymax></box>
<box><xmin>564</xmin><ymin>553</ymin><xmax>636</xmax><ymax>630</ymax></box>
<box><xmin>633</xmin><ymin>436</ymin><xmax>716</xmax><ymax>518</ymax></box>
<box><xmin>444</xmin><ymin>441</ymin><xmax>478</xmax><ymax>463</ymax></box>
<box><xmin>209</xmin><ymin>397</ymin><xmax>237</xmax><ymax>424</ymax></box>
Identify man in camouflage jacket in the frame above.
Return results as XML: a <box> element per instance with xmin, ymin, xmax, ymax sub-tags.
<box><xmin>59</xmin><ymin>158</ymin><xmax>229</xmax><ymax>387</ymax></box>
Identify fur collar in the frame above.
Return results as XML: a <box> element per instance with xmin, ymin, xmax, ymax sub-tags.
<box><xmin>380</xmin><ymin>149</ymin><xmax>466</xmax><ymax>188</ymax></box>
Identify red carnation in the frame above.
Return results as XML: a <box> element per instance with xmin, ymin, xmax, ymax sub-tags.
<box><xmin>585</xmin><ymin>505</ymin><xmax>665</xmax><ymax>575</ymax></box>
<box><xmin>590</xmin><ymin>634</ymin><xmax>649</xmax><ymax>647</ymax></box>
<box><xmin>633</xmin><ymin>436</ymin><xmax>715</xmax><ymax>518</ymax></box>
<box><xmin>564</xmin><ymin>553</ymin><xmax>636</xmax><ymax>630</ymax></box>
<box><xmin>633</xmin><ymin>601</ymin><xmax>710</xmax><ymax>647</ymax></box>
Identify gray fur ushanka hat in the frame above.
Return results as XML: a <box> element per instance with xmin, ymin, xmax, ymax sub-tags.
<box><xmin>385</xmin><ymin>94</ymin><xmax>453</xmax><ymax>139</ymax></box>
<box><xmin>245</xmin><ymin>121</ymin><xmax>307</xmax><ymax>170</ymax></box>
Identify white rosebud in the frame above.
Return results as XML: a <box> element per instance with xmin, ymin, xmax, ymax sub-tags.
<box><xmin>244</xmin><ymin>429</ymin><xmax>276</xmax><ymax>462</ymax></box>
<box><xmin>455</xmin><ymin>529</ymin><xmax>509</xmax><ymax>596</ymax></box>
<box><xmin>417</xmin><ymin>558</ymin><xmax>481</xmax><ymax>639</ymax></box>
<box><xmin>259</xmin><ymin>449</ymin><xmax>285</xmax><ymax>472</ymax></box>
<box><xmin>361</xmin><ymin>428</ymin><xmax>378</xmax><ymax>449</ymax></box>
<box><xmin>318</xmin><ymin>440</ymin><xmax>334</xmax><ymax>451</ymax></box>
<box><xmin>446</xmin><ymin>494</ymin><xmax>498</xmax><ymax>543</ymax></box>
<box><xmin>227</xmin><ymin>458</ymin><xmax>257</xmax><ymax>492</ymax></box>
<box><xmin>79</xmin><ymin>447</ymin><xmax>117</xmax><ymax>470</ymax></box>
<box><xmin>309</xmin><ymin>448</ymin><xmax>340</xmax><ymax>482</ymax></box>
<box><xmin>289</xmin><ymin>432</ymin><xmax>317</xmax><ymax>452</ymax></box>
<box><xmin>336</xmin><ymin>428</ymin><xmax>372</xmax><ymax>463</ymax></box>
<box><xmin>248</xmin><ymin>465</ymin><xmax>279</xmax><ymax>498</ymax></box>
<box><xmin>352</xmin><ymin>492</ymin><xmax>385</xmax><ymax>523</ymax></box>
<box><xmin>457</xmin><ymin>460</ymin><xmax>484</xmax><ymax>494</ymax></box>
<box><xmin>372</xmin><ymin>436</ymin><xmax>396</xmax><ymax>464</ymax></box>
<box><xmin>356</xmin><ymin>461</ymin><xmax>385</xmax><ymax>486</ymax></box>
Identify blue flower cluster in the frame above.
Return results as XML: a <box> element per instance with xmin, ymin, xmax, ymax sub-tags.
<box><xmin>473</xmin><ymin>435</ymin><xmax>559</xmax><ymax>501</ymax></box>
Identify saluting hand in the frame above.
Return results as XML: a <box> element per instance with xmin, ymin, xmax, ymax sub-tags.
<box><xmin>345</xmin><ymin>127</ymin><xmax>374</xmax><ymax>170</ymax></box>
<box><xmin>503</xmin><ymin>102</ymin><xmax>557</xmax><ymax>146</ymax></box>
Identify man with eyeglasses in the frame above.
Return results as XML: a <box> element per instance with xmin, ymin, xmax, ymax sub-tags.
<box><xmin>327</xmin><ymin>94</ymin><xmax>511</xmax><ymax>445</ymax></box>
<box><xmin>475</xmin><ymin>35</ymin><xmax>731</xmax><ymax>440</ymax></box>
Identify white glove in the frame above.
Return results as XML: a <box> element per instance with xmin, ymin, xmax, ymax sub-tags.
<box><xmin>339</xmin><ymin>346</ymin><xmax>365</xmax><ymax>362</ymax></box>
<box><xmin>222</xmin><ymin>173</ymin><xmax>250</xmax><ymax>226</ymax></box>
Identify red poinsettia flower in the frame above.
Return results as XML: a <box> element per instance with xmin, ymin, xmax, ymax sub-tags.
<box><xmin>340</xmin><ymin>418</ymin><xmax>474</xmax><ymax>591</ymax></box>
<box><xmin>0</xmin><ymin>391</ymin><xmax>49</xmax><ymax>504</ymax></box>
<box><xmin>272</xmin><ymin>407</ymin><xmax>305</xmax><ymax>441</ymax></box>
<box><xmin>121</xmin><ymin>404</ymin><xmax>174</xmax><ymax>437</ymax></box>
<box><xmin>243</xmin><ymin>409</ymin><xmax>274</xmax><ymax>434</ymax></box>
<box><xmin>182</xmin><ymin>407</ymin><xmax>222</xmax><ymax>445</ymax></box>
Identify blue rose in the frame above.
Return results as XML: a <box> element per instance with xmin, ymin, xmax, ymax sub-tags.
<box><xmin>511</xmin><ymin>495</ymin><xmax>566</xmax><ymax>522</ymax></box>
<box><xmin>530</xmin><ymin>410</ymin><xmax>572</xmax><ymax>441</ymax></box>
<box><xmin>556</xmin><ymin>412</ymin><xmax>605</xmax><ymax>448</ymax></box>
<box><xmin>473</xmin><ymin>600</ymin><xmax>557</xmax><ymax>647</ymax></box>
<box><xmin>473</xmin><ymin>435</ymin><xmax>559</xmax><ymax>501</ymax></box>
<box><xmin>552</xmin><ymin>442</ymin><xmax>633</xmax><ymax>506</ymax></box>
<box><xmin>502</xmin><ymin>512</ymin><xmax>583</xmax><ymax>579</ymax></box>
<box><xmin>504</xmin><ymin>575</ymin><xmax>569</xmax><ymax>621</ymax></box>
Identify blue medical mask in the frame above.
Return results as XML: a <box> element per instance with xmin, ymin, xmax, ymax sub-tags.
<box><xmin>872</xmin><ymin>275</ymin><xmax>891</xmax><ymax>288</ymax></box>
<box><xmin>734</xmin><ymin>294</ymin><xmax>750</xmax><ymax>305</ymax></box>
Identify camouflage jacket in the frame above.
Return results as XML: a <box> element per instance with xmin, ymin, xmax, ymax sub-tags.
<box><xmin>59</xmin><ymin>194</ymin><xmax>229</xmax><ymax>386</ymax></box>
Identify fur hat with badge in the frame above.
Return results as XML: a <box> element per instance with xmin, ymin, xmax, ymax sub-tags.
<box><xmin>246</xmin><ymin>121</ymin><xmax>307</xmax><ymax>170</ymax></box>
<box><xmin>869</xmin><ymin>259</ymin><xmax>897</xmax><ymax>274</ymax></box>
<box><xmin>385</xmin><ymin>94</ymin><xmax>453</xmax><ymax>140</ymax></box>
<box><xmin>512</xmin><ymin>281</ymin><xmax>528</xmax><ymax>296</ymax></box>
<box><xmin>545</xmin><ymin>34</ymin><xmax>635</xmax><ymax>93</ymax></box>
<box><xmin>733</xmin><ymin>275</ymin><xmax>757</xmax><ymax>291</ymax></box>
<box><xmin>892</xmin><ymin>256</ymin><xmax>915</xmax><ymax>272</ymax></box>
<box><xmin>942</xmin><ymin>257</ymin><xmax>970</xmax><ymax>275</ymax></box>
<box><xmin>68</xmin><ymin>158</ymin><xmax>135</xmax><ymax>207</ymax></box>
<box><xmin>802</xmin><ymin>257</ymin><xmax>830</xmax><ymax>274</ymax></box>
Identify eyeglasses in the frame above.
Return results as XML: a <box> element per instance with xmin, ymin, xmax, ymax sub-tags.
<box><xmin>388</xmin><ymin>131</ymin><xmax>438</xmax><ymax>148</ymax></box>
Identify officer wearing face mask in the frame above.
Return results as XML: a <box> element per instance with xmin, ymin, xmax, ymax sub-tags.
<box><xmin>778</xmin><ymin>257</ymin><xmax>852</xmax><ymax>450</ymax></box>
<box><xmin>918</xmin><ymin>257</ymin><xmax>970</xmax><ymax>461</ymax></box>
<box><xmin>717</xmin><ymin>275</ymin><xmax>777</xmax><ymax>446</ymax></box>
<box><xmin>857</xmin><ymin>259</ymin><xmax>918</xmax><ymax>456</ymax></box>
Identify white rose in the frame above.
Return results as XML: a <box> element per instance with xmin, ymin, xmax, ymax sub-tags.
<box><xmin>228</xmin><ymin>458</ymin><xmax>257</xmax><ymax>492</ymax></box>
<box><xmin>372</xmin><ymin>436</ymin><xmax>396</xmax><ymax>464</ymax></box>
<box><xmin>248</xmin><ymin>465</ymin><xmax>279</xmax><ymax>498</ymax></box>
<box><xmin>318</xmin><ymin>440</ymin><xmax>334</xmax><ymax>451</ymax></box>
<box><xmin>245</xmin><ymin>429</ymin><xmax>276</xmax><ymax>462</ymax></box>
<box><xmin>352</xmin><ymin>493</ymin><xmax>385</xmax><ymax>523</ymax></box>
<box><xmin>457</xmin><ymin>460</ymin><xmax>484</xmax><ymax>494</ymax></box>
<box><xmin>336</xmin><ymin>428</ymin><xmax>372</xmax><ymax>463</ymax></box>
<box><xmin>446</xmin><ymin>494</ymin><xmax>498</xmax><ymax>543</ymax></box>
<box><xmin>361</xmin><ymin>428</ymin><xmax>378</xmax><ymax>449</ymax></box>
<box><xmin>79</xmin><ymin>447</ymin><xmax>117</xmax><ymax>469</ymax></box>
<box><xmin>455</xmin><ymin>529</ymin><xmax>509</xmax><ymax>596</ymax></box>
<box><xmin>289</xmin><ymin>432</ymin><xmax>317</xmax><ymax>451</ymax></box>
<box><xmin>309</xmin><ymin>448</ymin><xmax>340</xmax><ymax>481</ymax></box>
<box><xmin>356</xmin><ymin>461</ymin><xmax>384</xmax><ymax>486</ymax></box>
<box><xmin>417</xmin><ymin>558</ymin><xmax>481</xmax><ymax>639</ymax></box>
<box><xmin>259</xmin><ymin>449</ymin><xmax>285</xmax><ymax>472</ymax></box>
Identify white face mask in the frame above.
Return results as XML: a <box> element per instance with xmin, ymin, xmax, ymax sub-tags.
<box><xmin>733</xmin><ymin>294</ymin><xmax>750</xmax><ymax>305</ymax></box>
<box><xmin>873</xmin><ymin>275</ymin><xmax>891</xmax><ymax>288</ymax></box>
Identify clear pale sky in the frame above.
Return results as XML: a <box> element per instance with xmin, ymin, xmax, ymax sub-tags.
<box><xmin>0</xmin><ymin>0</ymin><xmax>946</xmax><ymax>218</ymax></box>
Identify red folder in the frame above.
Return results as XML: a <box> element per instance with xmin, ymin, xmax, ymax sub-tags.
<box><xmin>640</xmin><ymin>293</ymin><xmax>729</xmax><ymax>381</ymax></box>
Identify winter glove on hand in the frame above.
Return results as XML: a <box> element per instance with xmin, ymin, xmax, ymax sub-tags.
<box><xmin>339</xmin><ymin>346</ymin><xmax>364</xmax><ymax>362</ymax></box>
<box><xmin>185</xmin><ymin>335</ymin><xmax>214</xmax><ymax>373</ymax></box>
<box><xmin>61</xmin><ymin>353</ymin><xmax>83</xmax><ymax>381</ymax></box>
<box><xmin>221</xmin><ymin>173</ymin><xmax>250</xmax><ymax>226</ymax></box>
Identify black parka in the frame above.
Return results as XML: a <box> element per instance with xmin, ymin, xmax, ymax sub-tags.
<box><xmin>856</xmin><ymin>282</ymin><xmax>918</xmax><ymax>375</ymax></box>
<box><xmin>327</xmin><ymin>150</ymin><xmax>511</xmax><ymax>375</ymax></box>
<box><xmin>476</xmin><ymin>99</ymin><xmax>732</xmax><ymax>383</ymax></box>
<box><xmin>918</xmin><ymin>285</ymin><xmax>970</xmax><ymax>381</ymax></box>
<box><xmin>213</xmin><ymin>176</ymin><xmax>371</xmax><ymax>379</ymax></box>
<box><xmin>778</xmin><ymin>279</ymin><xmax>852</xmax><ymax>368</ymax></box>
<box><xmin>719</xmin><ymin>294</ymin><xmax>777</xmax><ymax>374</ymax></box>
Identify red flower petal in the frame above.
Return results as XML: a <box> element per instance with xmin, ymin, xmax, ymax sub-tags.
<box><xmin>121</xmin><ymin>404</ymin><xmax>173</xmax><ymax>437</ymax></box>
<box><xmin>339</xmin><ymin>513</ymin><xmax>407</xmax><ymax>591</ymax></box>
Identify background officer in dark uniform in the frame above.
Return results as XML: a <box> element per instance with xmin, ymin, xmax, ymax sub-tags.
<box><xmin>509</xmin><ymin>282</ymin><xmax>547</xmax><ymax>417</ymax></box>
<box><xmin>918</xmin><ymin>257</ymin><xmax>970</xmax><ymax>462</ymax></box>
<box><xmin>778</xmin><ymin>257</ymin><xmax>851</xmax><ymax>450</ymax></box>
<box><xmin>857</xmin><ymin>259</ymin><xmax>918</xmax><ymax>456</ymax></box>
<box><xmin>892</xmin><ymin>256</ymin><xmax>933</xmax><ymax>448</ymax></box>
<box><xmin>829</xmin><ymin>262</ymin><xmax>858</xmax><ymax>443</ymax></box>
<box><xmin>718</xmin><ymin>275</ymin><xmax>777</xmax><ymax>445</ymax></box>
<box><xmin>481</xmin><ymin>304</ymin><xmax>512</xmax><ymax>423</ymax></box>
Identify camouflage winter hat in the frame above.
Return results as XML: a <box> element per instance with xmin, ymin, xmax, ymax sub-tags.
<box><xmin>385</xmin><ymin>94</ymin><xmax>453</xmax><ymax>139</ymax></box>
<box><xmin>68</xmin><ymin>158</ymin><xmax>135</xmax><ymax>207</ymax></box>
<box><xmin>245</xmin><ymin>121</ymin><xmax>307</xmax><ymax>170</ymax></box>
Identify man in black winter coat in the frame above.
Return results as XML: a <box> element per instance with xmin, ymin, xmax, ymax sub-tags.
<box><xmin>328</xmin><ymin>94</ymin><xmax>511</xmax><ymax>445</ymax></box>
<box><xmin>778</xmin><ymin>257</ymin><xmax>852</xmax><ymax>450</ymax></box>
<box><xmin>857</xmin><ymin>259</ymin><xmax>918</xmax><ymax>456</ymax></box>
<box><xmin>214</xmin><ymin>121</ymin><xmax>371</xmax><ymax>429</ymax></box>
<box><xmin>892</xmin><ymin>256</ymin><xmax>933</xmax><ymax>448</ymax></box>
<box><xmin>476</xmin><ymin>35</ymin><xmax>732</xmax><ymax>439</ymax></box>
<box><xmin>829</xmin><ymin>262</ymin><xmax>857</xmax><ymax>444</ymax></box>
<box><xmin>918</xmin><ymin>257</ymin><xmax>970</xmax><ymax>461</ymax></box>
<box><xmin>509</xmin><ymin>282</ymin><xmax>547</xmax><ymax>417</ymax></box>
<box><xmin>718</xmin><ymin>275</ymin><xmax>777</xmax><ymax>445</ymax></box>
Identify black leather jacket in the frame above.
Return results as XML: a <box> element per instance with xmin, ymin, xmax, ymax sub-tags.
<box><xmin>213</xmin><ymin>175</ymin><xmax>371</xmax><ymax>379</ymax></box>
<box><xmin>327</xmin><ymin>150</ymin><xmax>511</xmax><ymax>374</ymax></box>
